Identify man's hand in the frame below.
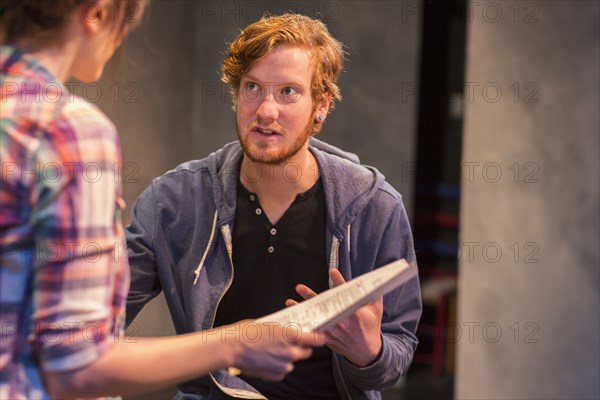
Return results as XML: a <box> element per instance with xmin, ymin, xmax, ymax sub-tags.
<box><xmin>285</xmin><ymin>269</ymin><xmax>384</xmax><ymax>367</ymax></box>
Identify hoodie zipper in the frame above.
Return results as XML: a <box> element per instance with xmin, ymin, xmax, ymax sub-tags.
<box><xmin>207</xmin><ymin>224</ymin><xmax>266</xmax><ymax>399</ymax></box>
<box><xmin>210</xmin><ymin>224</ymin><xmax>234</xmax><ymax>329</ymax></box>
<box><xmin>329</xmin><ymin>232</ymin><xmax>353</xmax><ymax>400</ymax></box>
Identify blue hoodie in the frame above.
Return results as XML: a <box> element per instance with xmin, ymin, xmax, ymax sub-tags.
<box><xmin>125</xmin><ymin>138</ymin><xmax>422</xmax><ymax>400</ymax></box>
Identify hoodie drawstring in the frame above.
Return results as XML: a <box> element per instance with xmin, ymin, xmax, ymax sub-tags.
<box><xmin>347</xmin><ymin>224</ymin><xmax>351</xmax><ymax>254</ymax></box>
<box><xmin>328</xmin><ymin>224</ymin><xmax>351</xmax><ymax>288</ymax></box>
<box><xmin>193</xmin><ymin>210</ymin><xmax>218</xmax><ymax>285</ymax></box>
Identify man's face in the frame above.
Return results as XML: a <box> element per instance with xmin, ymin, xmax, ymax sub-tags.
<box><xmin>236</xmin><ymin>45</ymin><xmax>319</xmax><ymax>165</ymax></box>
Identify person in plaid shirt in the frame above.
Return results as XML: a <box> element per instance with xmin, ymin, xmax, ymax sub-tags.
<box><xmin>0</xmin><ymin>1</ymin><xmax>322</xmax><ymax>399</ymax></box>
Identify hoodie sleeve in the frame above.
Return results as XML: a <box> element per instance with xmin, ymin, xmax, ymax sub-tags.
<box><xmin>335</xmin><ymin>195</ymin><xmax>422</xmax><ymax>391</ymax></box>
<box><xmin>124</xmin><ymin>181</ymin><xmax>162</xmax><ymax>327</ymax></box>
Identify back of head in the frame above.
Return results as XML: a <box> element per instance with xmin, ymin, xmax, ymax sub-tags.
<box><xmin>0</xmin><ymin>0</ymin><xmax>147</xmax><ymax>48</ymax></box>
<box><xmin>221</xmin><ymin>13</ymin><xmax>345</xmax><ymax>111</ymax></box>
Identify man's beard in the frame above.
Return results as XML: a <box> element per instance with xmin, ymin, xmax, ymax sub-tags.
<box><xmin>236</xmin><ymin>114</ymin><xmax>314</xmax><ymax>166</ymax></box>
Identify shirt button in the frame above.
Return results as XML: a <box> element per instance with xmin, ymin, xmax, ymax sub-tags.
<box><xmin>249</xmin><ymin>194</ymin><xmax>255</xmax><ymax>201</ymax></box>
<box><xmin>267</xmin><ymin>246</ymin><xmax>275</xmax><ymax>253</ymax></box>
<box><xmin>270</xmin><ymin>228</ymin><xmax>277</xmax><ymax>235</ymax></box>
<box><xmin>255</xmin><ymin>208</ymin><xmax>262</xmax><ymax>215</ymax></box>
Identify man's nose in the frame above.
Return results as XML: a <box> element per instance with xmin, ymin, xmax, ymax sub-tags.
<box><xmin>256</xmin><ymin>92</ymin><xmax>279</xmax><ymax>122</ymax></box>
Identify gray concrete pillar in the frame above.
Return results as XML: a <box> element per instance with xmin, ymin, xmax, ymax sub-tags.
<box><xmin>456</xmin><ymin>1</ymin><xmax>599</xmax><ymax>399</ymax></box>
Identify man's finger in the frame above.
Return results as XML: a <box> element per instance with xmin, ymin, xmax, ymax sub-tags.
<box><xmin>285</xmin><ymin>299</ymin><xmax>298</xmax><ymax>307</ymax></box>
<box><xmin>329</xmin><ymin>268</ymin><xmax>346</xmax><ymax>287</ymax></box>
<box><xmin>371</xmin><ymin>296</ymin><xmax>384</xmax><ymax>311</ymax></box>
<box><xmin>295</xmin><ymin>284</ymin><xmax>318</xmax><ymax>299</ymax></box>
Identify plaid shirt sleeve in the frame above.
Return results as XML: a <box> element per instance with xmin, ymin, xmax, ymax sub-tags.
<box><xmin>1</xmin><ymin>48</ymin><xmax>129</xmax><ymax>389</ymax></box>
<box><xmin>28</xmin><ymin>98</ymin><xmax>130</xmax><ymax>372</ymax></box>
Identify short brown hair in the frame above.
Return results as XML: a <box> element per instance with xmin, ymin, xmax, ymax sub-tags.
<box><xmin>221</xmin><ymin>13</ymin><xmax>345</xmax><ymax>113</ymax></box>
<box><xmin>0</xmin><ymin>0</ymin><xmax>148</xmax><ymax>46</ymax></box>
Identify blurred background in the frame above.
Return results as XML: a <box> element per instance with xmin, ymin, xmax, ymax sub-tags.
<box><xmin>84</xmin><ymin>0</ymin><xmax>599</xmax><ymax>398</ymax></box>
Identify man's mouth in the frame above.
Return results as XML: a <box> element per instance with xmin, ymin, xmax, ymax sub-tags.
<box><xmin>252</xmin><ymin>126</ymin><xmax>281</xmax><ymax>136</ymax></box>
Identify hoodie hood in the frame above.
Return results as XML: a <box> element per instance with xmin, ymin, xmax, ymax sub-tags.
<box><xmin>205</xmin><ymin>137</ymin><xmax>383</xmax><ymax>238</ymax></box>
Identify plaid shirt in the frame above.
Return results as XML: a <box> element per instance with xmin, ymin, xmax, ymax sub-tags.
<box><xmin>1</xmin><ymin>46</ymin><xmax>129</xmax><ymax>399</ymax></box>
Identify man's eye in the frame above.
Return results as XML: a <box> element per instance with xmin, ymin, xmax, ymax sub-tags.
<box><xmin>242</xmin><ymin>82</ymin><xmax>262</xmax><ymax>102</ymax></box>
<box><xmin>281</xmin><ymin>86</ymin><xmax>300</xmax><ymax>102</ymax></box>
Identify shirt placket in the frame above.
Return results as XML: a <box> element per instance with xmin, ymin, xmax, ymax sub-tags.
<box><xmin>248</xmin><ymin>193</ymin><xmax>278</xmax><ymax>255</ymax></box>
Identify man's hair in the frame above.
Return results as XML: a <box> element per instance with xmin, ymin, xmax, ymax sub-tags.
<box><xmin>0</xmin><ymin>0</ymin><xmax>148</xmax><ymax>46</ymax></box>
<box><xmin>221</xmin><ymin>13</ymin><xmax>345</xmax><ymax>114</ymax></box>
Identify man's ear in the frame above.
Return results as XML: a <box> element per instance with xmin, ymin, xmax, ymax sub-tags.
<box><xmin>78</xmin><ymin>0</ymin><xmax>112</xmax><ymax>34</ymax></box>
<box><xmin>314</xmin><ymin>93</ymin><xmax>331</xmax><ymax>123</ymax></box>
